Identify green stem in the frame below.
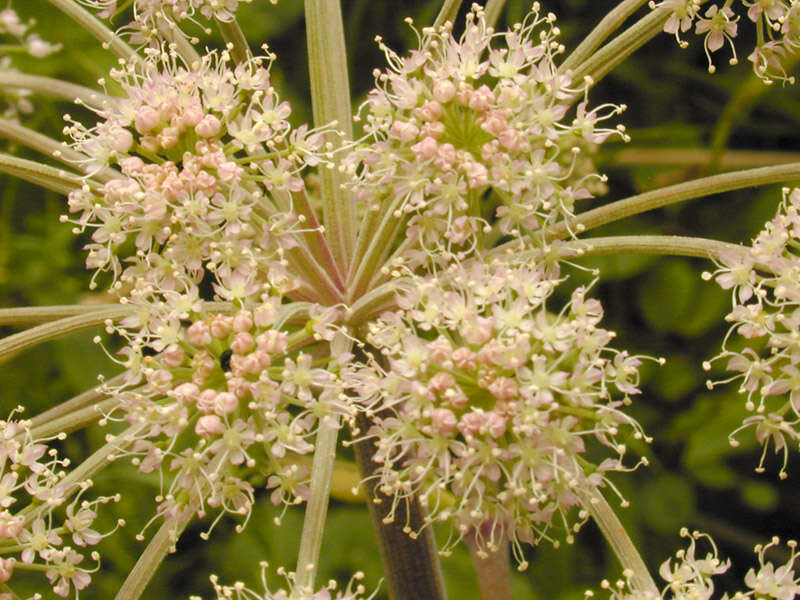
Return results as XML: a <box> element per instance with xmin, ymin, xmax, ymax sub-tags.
<box><xmin>27</xmin><ymin>372</ymin><xmax>127</xmax><ymax>430</ymax></box>
<box><xmin>0</xmin><ymin>71</ymin><xmax>108</xmax><ymax>110</ymax></box>
<box><xmin>0</xmin><ymin>153</ymin><xmax>89</xmax><ymax>194</ymax></box>
<box><xmin>483</xmin><ymin>0</ymin><xmax>506</xmax><ymax>30</ymax></box>
<box><xmin>0</xmin><ymin>117</ymin><xmax>120</xmax><ymax>182</ymax></box>
<box><xmin>305</xmin><ymin>0</ymin><xmax>356</xmax><ymax>277</ymax></box>
<box><xmin>26</xmin><ymin>396</ymin><xmax>121</xmax><ymax>440</ymax></box>
<box><xmin>570</xmin><ymin>5</ymin><xmax>670</xmax><ymax>85</ymax></box>
<box><xmin>346</xmin><ymin>280</ymin><xmax>401</xmax><ymax>326</ymax></box>
<box><xmin>0</xmin><ymin>306</ymin><xmax>130</xmax><ymax>363</ymax></box>
<box><xmin>352</xmin><ymin>412</ymin><xmax>448</xmax><ymax>600</ymax></box>
<box><xmin>216</xmin><ymin>17</ymin><xmax>252</xmax><ymax>64</ymax></box>
<box><xmin>433</xmin><ymin>0</ymin><xmax>463</xmax><ymax>29</ymax></box>
<box><xmin>557</xmin><ymin>235</ymin><xmax>746</xmax><ymax>261</ymax></box>
<box><xmin>559</xmin><ymin>0</ymin><xmax>651</xmax><ymax>74</ymax></box>
<box><xmin>114</xmin><ymin>509</ymin><xmax>194</xmax><ymax>600</ymax></box>
<box><xmin>578</xmin><ymin>486</ymin><xmax>658</xmax><ymax>596</ymax></box>
<box><xmin>46</xmin><ymin>0</ymin><xmax>142</xmax><ymax>67</ymax></box>
<box><xmin>294</xmin><ymin>416</ymin><xmax>341</xmax><ymax>595</ymax></box>
<box><xmin>547</xmin><ymin>162</ymin><xmax>800</xmax><ymax>240</ymax></box>
<box><xmin>156</xmin><ymin>14</ymin><xmax>201</xmax><ymax>65</ymax></box>
<box><xmin>604</xmin><ymin>147</ymin><xmax>800</xmax><ymax>169</ymax></box>
<box><xmin>0</xmin><ymin>302</ymin><xmax>232</xmax><ymax>326</ymax></box>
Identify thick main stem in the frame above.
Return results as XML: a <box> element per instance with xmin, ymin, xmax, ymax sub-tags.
<box><xmin>352</xmin><ymin>413</ymin><xmax>447</xmax><ymax>600</ymax></box>
<box><xmin>465</xmin><ymin>530</ymin><xmax>512</xmax><ymax>600</ymax></box>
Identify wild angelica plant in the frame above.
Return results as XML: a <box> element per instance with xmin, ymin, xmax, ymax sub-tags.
<box><xmin>2</xmin><ymin>0</ymin><xmax>800</xmax><ymax>599</ymax></box>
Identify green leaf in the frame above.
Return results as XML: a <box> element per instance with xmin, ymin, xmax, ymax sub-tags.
<box><xmin>641</xmin><ymin>474</ymin><xmax>695</xmax><ymax>534</ymax></box>
<box><xmin>739</xmin><ymin>479</ymin><xmax>779</xmax><ymax>512</ymax></box>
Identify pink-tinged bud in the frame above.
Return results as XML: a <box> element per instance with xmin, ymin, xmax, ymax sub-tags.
<box><xmin>162</xmin><ymin>344</ymin><xmax>185</xmax><ymax>368</ymax></box>
<box><xmin>433</xmin><ymin>79</ymin><xmax>456</xmax><ymax>103</ymax></box>
<box><xmin>389</xmin><ymin>120</ymin><xmax>420</xmax><ymax>143</ymax></box>
<box><xmin>488</xmin><ymin>376</ymin><xmax>518</xmax><ymax>401</ymax></box>
<box><xmin>0</xmin><ymin>557</ymin><xmax>14</xmax><ymax>583</ymax></box>
<box><xmin>196</xmin><ymin>415</ymin><xmax>225</xmax><ymax>436</ymax></box>
<box><xmin>134</xmin><ymin>105</ymin><xmax>160</xmax><ymax>133</ymax></box>
<box><xmin>210</xmin><ymin>315</ymin><xmax>233</xmax><ymax>339</ymax></box>
<box><xmin>411</xmin><ymin>136</ymin><xmax>439</xmax><ymax>160</ymax></box>
<box><xmin>465</xmin><ymin>316</ymin><xmax>494</xmax><ymax>345</ymax></box>
<box><xmin>182</xmin><ymin>102</ymin><xmax>204</xmax><ymax>127</ymax></box>
<box><xmin>420</xmin><ymin>121</ymin><xmax>446</xmax><ymax>139</ymax></box>
<box><xmin>417</xmin><ymin>101</ymin><xmax>444</xmax><ymax>121</ymax></box>
<box><xmin>455</xmin><ymin>85</ymin><xmax>473</xmax><ymax>106</ymax></box>
<box><xmin>186</xmin><ymin>321</ymin><xmax>212</xmax><ymax>346</ymax></box>
<box><xmin>195</xmin><ymin>114</ymin><xmax>222</xmax><ymax>137</ymax></box>
<box><xmin>462</xmin><ymin>161</ymin><xmax>489</xmax><ymax>188</ymax></box>
<box><xmin>197</xmin><ymin>389</ymin><xmax>218</xmax><ymax>413</ymax></box>
<box><xmin>195</xmin><ymin>170</ymin><xmax>217</xmax><ymax>190</ymax></box>
<box><xmin>432</xmin><ymin>408</ymin><xmax>457</xmax><ymax>435</ymax></box>
<box><xmin>445</xmin><ymin>388</ymin><xmax>469</xmax><ymax>409</ymax></box>
<box><xmin>230</xmin><ymin>332</ymin><xmax>255</xmax><ymax>354</ymax></box>
<box><xmin>485</xmin><ymin>411</ymin><xmax>507</xmax><ymax>438</ymax></box>
<box><xmin>498</xmin><ymin>128</ymin><xmax>526</xmax><ymax>151</ymax></box>
<box><xmin>0</xmin><ymin>513</ymin><xmax>23</xmax><ymax>540</ymax></box>
<box><xmin>254</xmin><ymin>350</ymin><xmax>272</xmax><ymax>370</ymax></box>
<box><xmin>256</xmin><ymin>330</ymin><xmax>288</xmax><ymax>353</ymax></box>
<box><xmin>469</xmin><ymin>85</ymin><xmax>495</xmax><ymax>111</ymax></box>
<box><xmin>173</xmin><ymin>382</ymin><xmax>199</xmax><ymax>403</ymax></box>
<box><xmin>226</xmin><ymin>376</ymin><xmax>251</xmax><ymax>398</ymax></box>
<box><xmin>429</xmin><ymin>371</ymin><xmax>456</xmax><ymax>393</ymax></box>
<box><xmin>481</xmin><ymin>111</ymin><xmax>507</xmax><ymax>136</ymax></box>
<box><xmin>254</xmin><ymin>299</ymin><xmax>280</xmax><ymax>327</ymax></box>
<box><xmin>140</xmin><ymin>135</ymin><xmax>160</xmax><ymax>153</ymax></box>
<box><xmin>217</xmin><ymin>161</ymin><xmax>242</xmax><ymax>183</ymax></box>
<box><xmin>119</xmin><ymin>156</ymin><xmax>145</xmax><ymax>174</ymax></box>
<box><xmin>436</xmin><ymin>143</ymin><xmax>457</xmax><ymax>166</ymax></box>
<box><xmin>452</xmin><ymin>347</ymin><xmax>477</xmax><ymax>370</ymax></box>
<box><xmin>458</xmin><ymin>411</ymin><xmax>485</xmax><ymax>437</ymax></box>
<box><xmin>142</xmin><ymin>198</ymin><xmax>167</xmax><ymax>221</ymax></box>
<box><xmin>427</xmin><ymin>336</ymin><xmax>453</xmax><ymax>364</ymax></box>
<box><xmin>233</xmin><ymin>311</ymin><xmax>254</xmax><ymax>333</ymax></box>
<box><xmin>108</xmin><ymin>127</ymin><xmax>134</xmax><ymax>153</ymax></box>
<box><xmin>158</xmin><ymin>126</ymin><xmax>180</xmax><ymax>149</ymax></box>
<box><xmin>147</xmin><ymin>369</ymin><xmax>173</xmax><ymax>388</ymax></box>
<box><xmin>237</xmin><ymin>353</ymin><xmax>265</xmax><ymax>375</ymax></box>
<box><xmin>214</xmin><ymin>391</ymin><xmax>238</xmax><ymax>415</ymax></box>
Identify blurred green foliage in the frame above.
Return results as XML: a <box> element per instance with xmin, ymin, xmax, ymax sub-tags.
<box><xmin>2</xmin><ymin>1</ymin><xmax>800</xmax><ymax>598</ymax></box>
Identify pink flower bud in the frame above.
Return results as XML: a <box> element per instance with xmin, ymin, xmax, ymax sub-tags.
<box><xmin>429</xmin><ymin>371</ymin><xmax>456</xmax><ymax>393</ymax></box>
<box><xmin>196</xmin><ymin>415</ymin><xmax>225</xmax><ymax>437</ymax></box>
<box><xmin>452</xmin><ymin>347</ymin><xmax>477</xmax><ymax>370</ymax></box>
<box><xmin>458</xmin><ymin>411</ymin><xmax>485</xmax><ymax>437</ymax></box>
<box><xmin>488</xmin><ymin>376</ymin><xmax>518</xmax><ymax>401</ymax></box>
<box><xmin>134</xmin><ymin>106</ymin><xmax>160</xmax><ymax>133</ymax></box>
<box><xmin>411</xmin><ymin>136</ymin><xmax>439</xmax><ymax>160</ymax></box>
<box><xmin>217</xmin><ymin>161</ymin><xmax>242</xmax><ymax>183</ymax></box>
<box><xmin>433</xmin><ymin>79</ymin><xmax>456</xmax><ymax>103</ymax></box>
<box><xmin>469</xmin><ymin>85</ymin><xmax>495</xmax><ymax>111</ymax></box>
<box><xmin>254</xmin><ymin>299</ymin><xmax>280</xmax><ymax>327</ymax></box>
<box><xmin>157</xmin><ymin>126</ymin><xmax>180</xmax><ymax>149</ymax></box>
<box><xmin>195</xmin><ymin>114</ymin><xmax>222</xmax><ymax>137</ymax></box>
<box><xmin>214</xmin><ymin>391</ymin><xmax>238</xmax><ymax>415</ymax></box>
<box><xmin>162</xmin><ymin>344</ymin><xmax>185</xmax><ymax>368</ymax></box>
<box><xmin>186</xmin><ymin>321</ymin><xmax>212</xmax><ymax>346</ymax></box>
<box><xmin>485</xmin><ymin>412</ymin><xmax>507</xmax><ymax>438</ymax></box>
<box><xmin>108</xmin><ymin>127</ymin><xmax>134</xmax><ymax>153</ymax></box>
<box><xmin>233</xmin><ymin>311</ymin><xmax>254</xmax><ymax>333</ymax></box>
<box><xmin>182</xmin><ymin>102</ymin><xmax>204</xmax><ymax>127</ymax></box>
<box><xmin>389</xmin><ymin>120</ymin><xmax>420</xmax><ymax>143</ymax></box>
<box><xmin>417</xmin><ymin>101</ymin><xmax>444</xmax><ymax>121</ymax></box>
<box><xmin>421</xmin><ymin>121</ymin><xmax>446</xmax><ymax>139</ymax></box>
<box><xmin>0</xmin><ymin>557</ymin><xmax>14</xmax><ymax>583</ymax></box>
<box><xmin>197</xmin><ymin>389</ymin><xmax>218</xmax><ymax>413</ymax></box>
<box><xmin>256</xmin><ymin>330</ymin><xmax>288</xmax><ymax>353</ymax></box>
<box><xmin>427</xmin><ymin>336</ymin><xmax>453</xmax><ymax>364</ymax></box>
<box><xmin>173</xmin><ymin>382</ymin><xmax>199</xmax><ymax>403</ymax></box>
<box><xmin>210</xmin><ymin>315</ymin><xmax>233</xmax><ymax>339</ymax></box>
<box><xmin>432</xmin><ymin>408</ymin><xmax>457</xmax><ymax>435</ymax></box>
<box><xmin>231</xmin><ymin>332</ymin><xmax>255</xmax><ymax>354</ymax></box>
